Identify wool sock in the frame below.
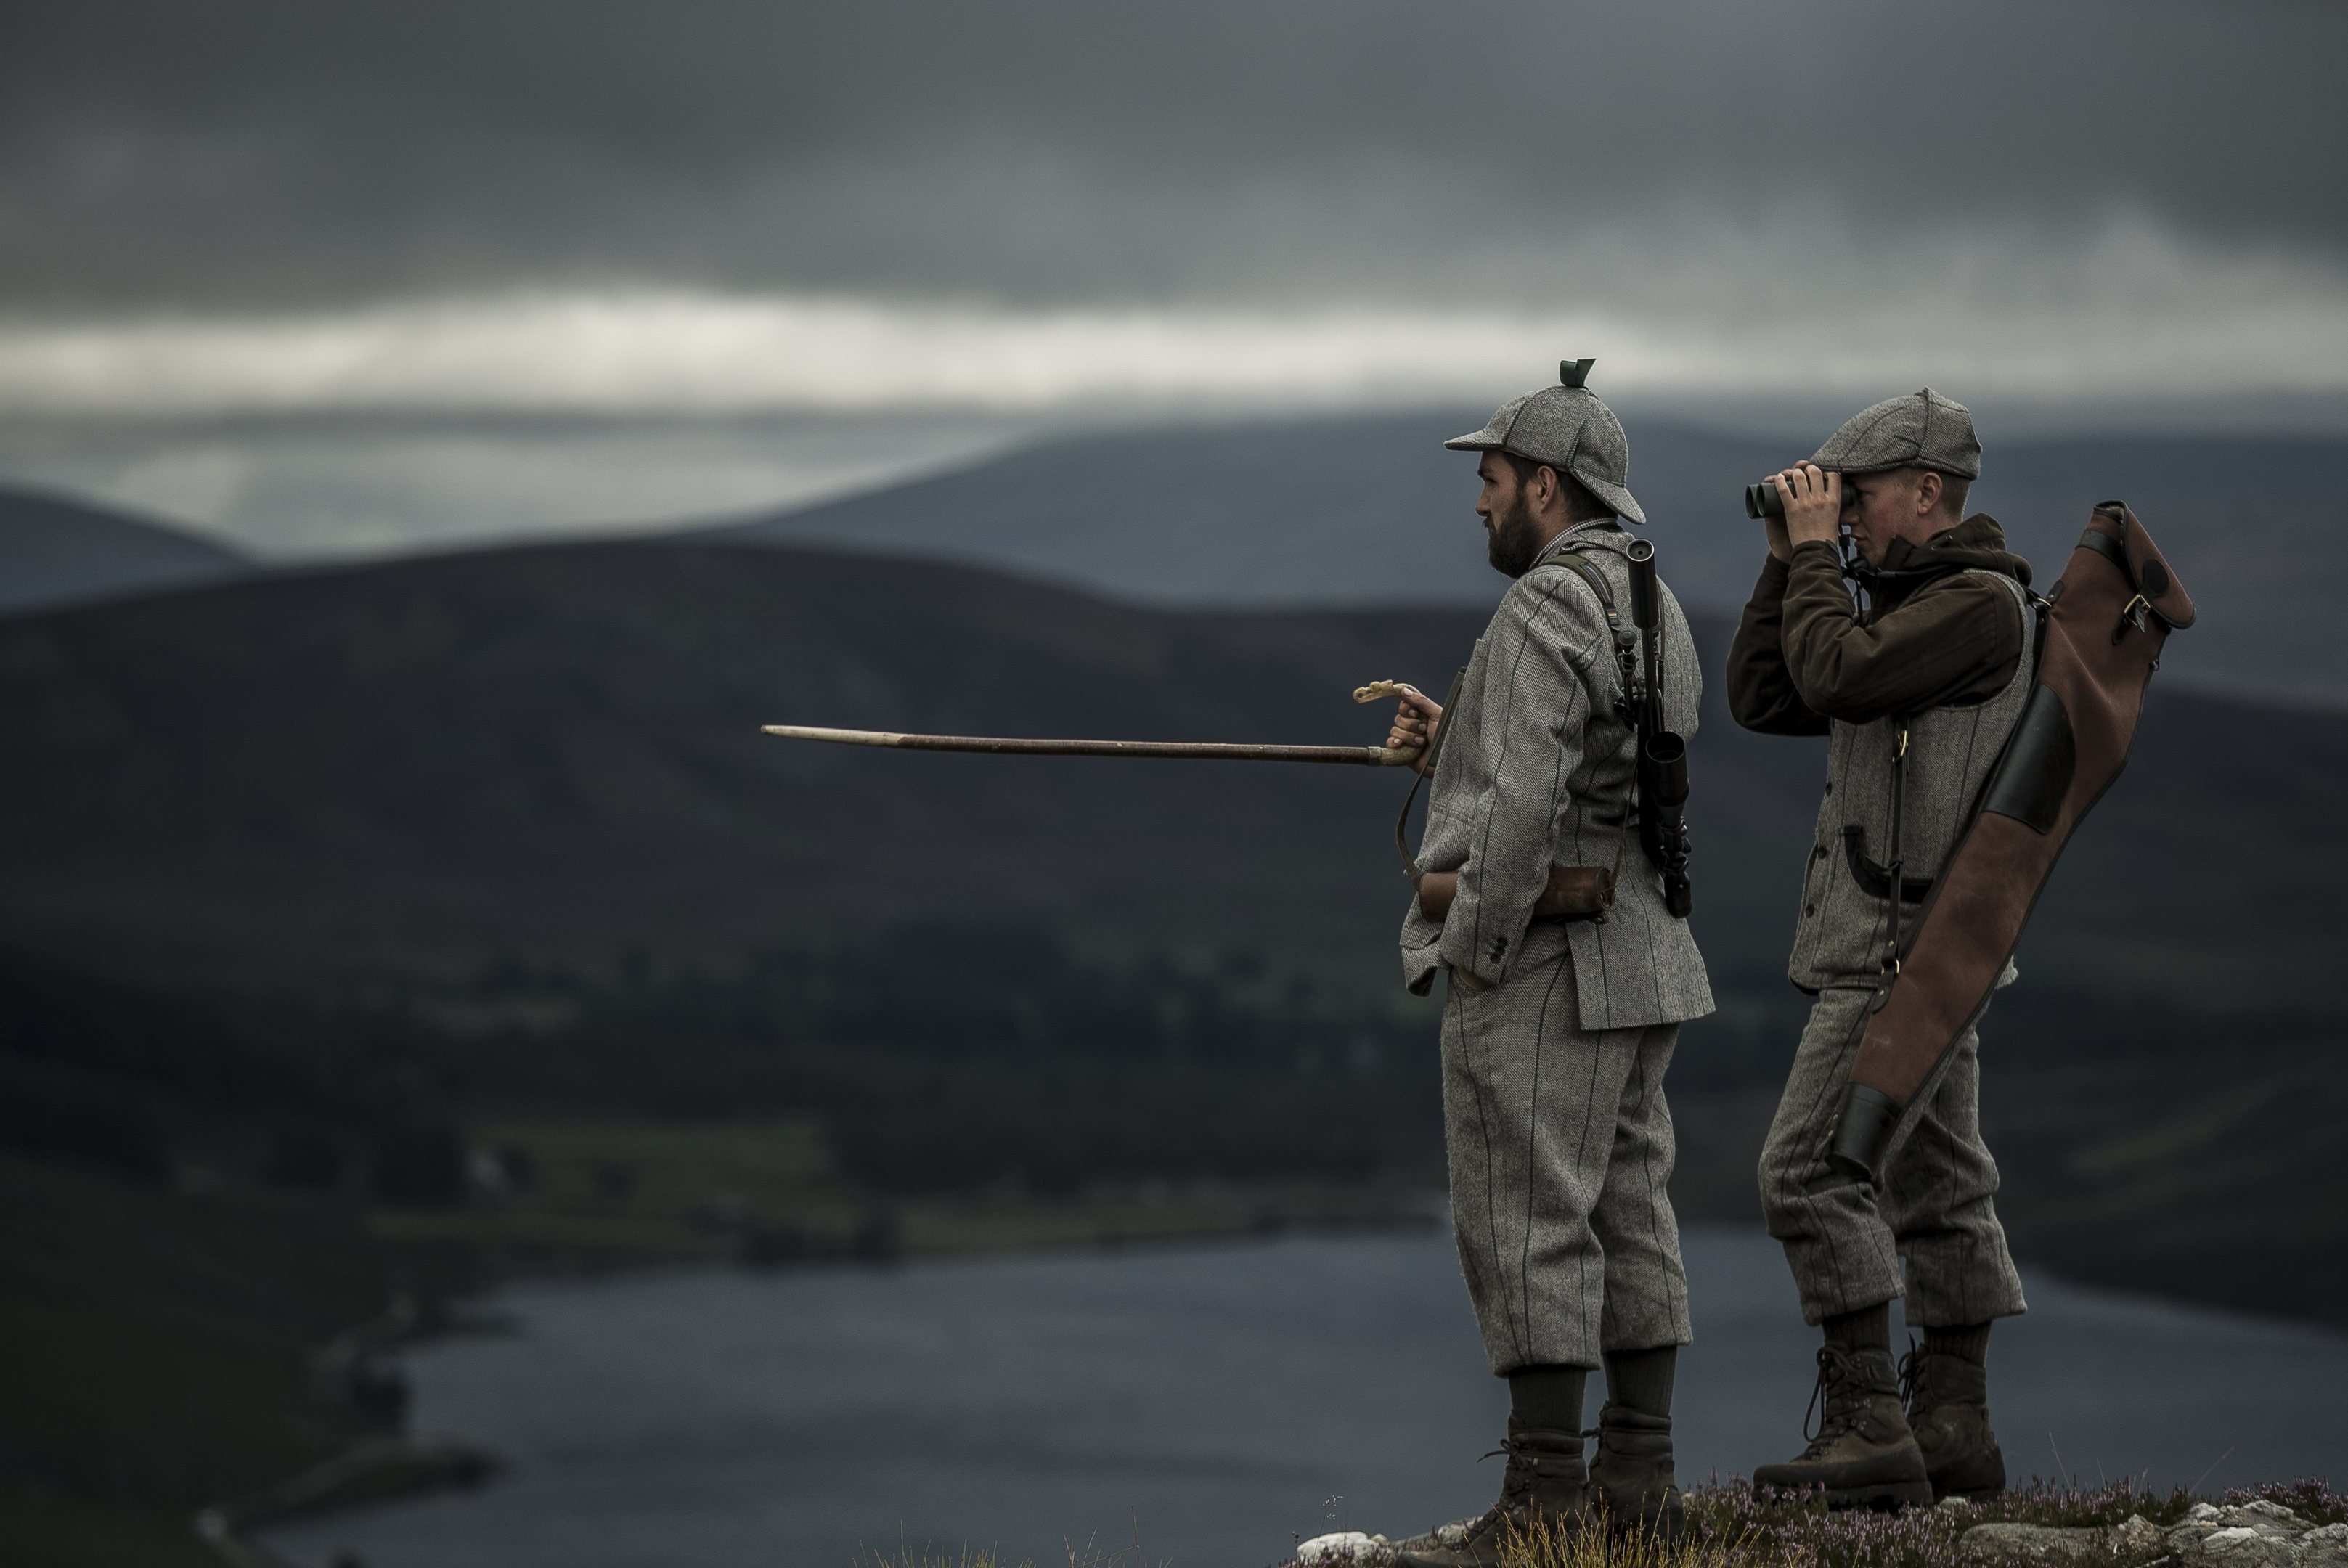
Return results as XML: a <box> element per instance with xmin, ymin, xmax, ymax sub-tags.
<box><xmin>1823</xmin><ymin>1302</ymin><xmax>1892</xmax><ymax>1355</ymax></box>
<box><xmin>1602</xmin><ymin>1346</ymin><xmax>1677</xmax><ymax>1420</ymax></box>
<box><xmin>1508</xmin><ymin>1365</ymin><xmax>1589</xmax><ymax>1434</ymax></box>
<box><xmin>1923</xmin><ymin>1321</ymin><xmax>1992</xmax><ymax>1368</ymax></box>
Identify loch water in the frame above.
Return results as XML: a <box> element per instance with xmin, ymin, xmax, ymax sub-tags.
<box><xmin>263</xmin><ymin>1226</ymin><xmax>2348</xmax><ymax>1568</ymax></box>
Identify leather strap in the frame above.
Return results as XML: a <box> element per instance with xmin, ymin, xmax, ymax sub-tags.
<box><xmin>1842</xmin><ymin>825</ymin><xmax>1931</xmax><ymax>902</ymax></box>
<box><xmin>1879</xmin><ymin>719</ymin><xmax>1910</xmax><ymax>976</ymax></box>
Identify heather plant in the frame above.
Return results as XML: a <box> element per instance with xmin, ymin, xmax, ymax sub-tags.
<box><xmin>2220</xmin><ymin>1480</ymin><xmax>2348</xmax><ymax>1527</ymax></box>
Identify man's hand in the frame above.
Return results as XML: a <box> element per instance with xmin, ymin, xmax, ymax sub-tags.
<box><xmin>1385</xmin><ymin>687</ymin><xmax>1443</xmax><ymax>775</ymax></box>
<box><xmin>1770</xmin><ymin>463</ymin><xmax>1843</xmax><ymax>552</ymax></box>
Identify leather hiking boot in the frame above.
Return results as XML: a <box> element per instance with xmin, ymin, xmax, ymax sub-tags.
<box><xmin>1902</xmin><ymin>1347</ymin><xmax>2006</xmax><ymax>1501</ymax></box>
<box><xmin>1395</xmin><ymin>1423</ymin><xmax>1588</xmax><ymax>1568</ymax></box>
<box><xmin>1589</xmin><ymin>1402</ymin><xmax>1684</xmax><ymax>1540</ymax></box>
<box><xmin>1753</xmin><ymin>1344</ymin><xmax>1933</xmax><ymax>1510</ymax></box>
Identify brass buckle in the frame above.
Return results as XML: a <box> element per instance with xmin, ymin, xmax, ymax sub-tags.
<box><xmin>2113</xmin><ymin>592</ymin><xmax>2151</xmax><ymax>643</ymax></box>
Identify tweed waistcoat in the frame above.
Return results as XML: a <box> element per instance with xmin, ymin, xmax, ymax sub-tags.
<box><xmin>1787</xmin><ymin>571</ymin><xmax>2037</xmax><ymax>989</ymax></box>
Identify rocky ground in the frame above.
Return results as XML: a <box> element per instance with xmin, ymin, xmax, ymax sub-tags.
<box><xmin>1282</xmin><ymin>1482</ymin><xmax>2348</xmax><ymax>1568</ymax></box>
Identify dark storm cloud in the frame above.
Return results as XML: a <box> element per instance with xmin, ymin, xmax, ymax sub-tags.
<box><xmin>2</xmin><ymin>0</ymin><xmax>2342</xmax><ymax>314</ymax></box>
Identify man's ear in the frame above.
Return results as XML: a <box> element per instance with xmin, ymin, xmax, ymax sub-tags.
<box><xmin>1917</xmin><ymin>470</ymin><xmax>1944</xmax><ymax>515</ymax></box>
<box><xmin>1532</xmin><ymin>465</ymin><xmax>1556</xmax><ymax>513</ymax></box>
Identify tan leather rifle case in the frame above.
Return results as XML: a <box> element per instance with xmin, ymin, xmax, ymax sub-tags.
<box><xmin>1826</xmin><ymin>502</ymin><xmax>2196</xmax><ymax>1181</ymax></box>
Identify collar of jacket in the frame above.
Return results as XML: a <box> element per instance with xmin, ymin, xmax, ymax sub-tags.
<box><xmin>1531</xmin><ymin>519</ymin><xmax>1634</xmax><ymax>570</ymax></box>
<box><xmin>1848</xmin><ymin>513</ymin><xmax>2032</xmax><ymax>609</ymax></box>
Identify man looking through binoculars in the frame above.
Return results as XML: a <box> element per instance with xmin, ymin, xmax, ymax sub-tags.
<box><xmin>1729</xmin><ymin>388</ymin><xmax>2035</xmax><ymax>1508</ymax></box>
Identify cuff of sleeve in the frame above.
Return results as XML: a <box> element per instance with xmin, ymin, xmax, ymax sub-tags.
<box><xmin>1436</xmin><ymin>911</ymin><xmax>1515</xmax><ymax>986</ymax></box>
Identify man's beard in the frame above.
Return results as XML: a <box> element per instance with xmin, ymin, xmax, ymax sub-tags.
<box><xmin>1485</xmin><ymin>497</ymin><xmax>1546</xmax><ymax>578</ymax></box>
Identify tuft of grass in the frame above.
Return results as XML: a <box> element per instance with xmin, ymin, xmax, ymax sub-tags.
<box><xmin>1491</xmin><ymin>1513</ymin><xmax>1755</xmax><ymax>1568</ymax></box>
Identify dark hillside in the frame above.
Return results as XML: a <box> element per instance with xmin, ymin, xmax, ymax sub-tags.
<box><xmin>0</xmin><ymin>485</ymin><xmax>251</xmax><ymax>616</ymax></box>
<box><xmin>1</xmin><ymin>536</ymin><xmax>2328</xmax><ymax>1008</ymax></box>
<box><xmin>0</xmin><ymin>536</ymin><xmax>2342</xmax><ymax>1321</ymax></box>
<box><xmin>0</xmin><ymin>540</ymin><xmax>1480</xmax><ymax>987</ymax></box>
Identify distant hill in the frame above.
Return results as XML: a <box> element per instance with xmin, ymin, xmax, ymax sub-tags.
<box><xmin>0</xmin><ymin>486</ymin><xmax>252</xmax><ymax>616</ymax></box>
<box><xmin>2</xmin><ymin>537</ymin><xmax>2342</xmax><ymax>1320</ymax></box>
<box><xmin>708</xmin><ymin>416</ymin><xmax>2348</xmax><ymax>706</ymax></box>
<box><xmin>0</xmin><ymin>535</ymin><xmax>2325</xmax><ymax>1013</ymax></box>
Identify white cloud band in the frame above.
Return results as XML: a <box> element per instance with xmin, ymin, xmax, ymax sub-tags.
<box><xmin>5</xmin><ymin>223</ymin><xmax>2348</xmax><ymax>420</ymax></box>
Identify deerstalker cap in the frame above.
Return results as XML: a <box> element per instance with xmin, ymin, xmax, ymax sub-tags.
<box><xmin>1811</xmin><ymin>387</ymin><xmax>1981</xmax><ymax>479</ymax></box>
<box><xmin>1444</xmin><ymin>358</ymin><xmax>1645</xmax><ymax>525</ymax></box>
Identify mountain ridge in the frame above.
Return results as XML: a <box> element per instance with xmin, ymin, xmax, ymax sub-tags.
<box><xmin>0</xmin><ymin>485</ymin><xmax>251</xmax><ymax>616</ymax></box>
<box><xmin>3</xmin><ymin>529</ymin><xmax>2344</xmax><ymax>1329</ymax></box>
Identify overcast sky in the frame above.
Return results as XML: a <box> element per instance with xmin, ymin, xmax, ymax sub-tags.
<box><xmin>3</xmin><ymin>0</ymin><xmax>2344</xmax><ymax>550</ymax></box>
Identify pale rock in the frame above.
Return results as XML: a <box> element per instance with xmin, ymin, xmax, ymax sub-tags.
<box><xmin>2166</xmin><ymin>1500</ymin><xmax>2348</xmax><ymax>1568</ymax></box>
<box><xmin>2298</xmin><ymin>1523</ymin><xmax>2348</xmax><ymax>1568</ymax></box>
<box><xmin>2197</xmin><ymin>1525</ymin><xmax>2296</xmax><ymax>1568</ymax></box>
<box><xmin>1391</xmin><ymin>1519</ymin><xmax>1474</xmax><ymax>1553</ymax></box>
<box><xmin>1961</xmin><ymin>1523</ymin><xmax>2103</xmax><ymax>1560</ymax></box>
<box><xmin>1297</xmin><ymin>1530</ymin><xmax>1393</xmax><ymax>1566</ymax></box>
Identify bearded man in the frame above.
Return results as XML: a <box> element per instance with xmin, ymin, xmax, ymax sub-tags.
<box><xmin>1379</xmin><ymin>363</ymin><xmax>1713</xmax><ymax>1564</ymax></box>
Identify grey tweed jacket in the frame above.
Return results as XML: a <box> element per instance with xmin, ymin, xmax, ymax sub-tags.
<box><xmin>1398</xmin><ymin>526</ymin><xmax>1716</xmax><ymax>1031</ymax></box>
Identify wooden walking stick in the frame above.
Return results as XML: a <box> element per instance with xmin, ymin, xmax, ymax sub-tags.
<box><xmin>761</xmin><ymin>682</ymin><xmax>1430</xmax><ymax>767</ymax></box>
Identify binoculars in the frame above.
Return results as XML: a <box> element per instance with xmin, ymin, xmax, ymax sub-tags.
<box><xmin>1743</xmin><ymin>472</ymin><xmax>1852</xmax><ymax>520</ymax></box>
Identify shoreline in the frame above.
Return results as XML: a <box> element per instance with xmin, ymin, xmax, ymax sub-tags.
<box><xmin>214</xmin><ymin>1214</ymin><xmax>2348</xmax><ymax>1566</ymax></box>
<box><xmin>201</xmin><ymin>1196</ymin><xmax>1448</xmax><ymax>1564</ymax></box>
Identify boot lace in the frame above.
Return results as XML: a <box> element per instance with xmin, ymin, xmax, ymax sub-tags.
<box><xmin>1797</xmin><ymin>1345</ymin><xmax>1875</xmax><ymax>1455</ymax></box>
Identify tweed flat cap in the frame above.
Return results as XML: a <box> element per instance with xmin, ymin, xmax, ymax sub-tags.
<box><xmin>1444</xmin><ymin>358</ymin><xmax>1645</xmax><ymax>525</ymax></box>
<box><xmin>1811</xmin><ymin>387</ymin><xmax>1981</xmax><ymax>479</ymax></box>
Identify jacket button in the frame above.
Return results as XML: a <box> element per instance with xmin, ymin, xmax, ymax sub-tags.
<box><xmin>1822</xmin><ymin>782</ymin><xmax>1833</xmax><ymax>796</ymax></box>
<box><xmin>1804</xmin><ymin>904</ymin><xmax>1818</xmax><ymax>916</ymax></box>
<box><xmin>1812</xmin><ymin>845</ymin><xmax>1827</xmax><ymax>860</ymax></box>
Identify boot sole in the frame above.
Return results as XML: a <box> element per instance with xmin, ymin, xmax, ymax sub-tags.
<box><xmin>1928</xmin><ymin>1448</ymin><xmax>2007</xmax><ymax>1503</ymax></box>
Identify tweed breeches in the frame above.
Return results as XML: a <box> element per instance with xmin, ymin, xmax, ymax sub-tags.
<box><xmin>1439</xmin><ymin>934</ymin><xmax>1692</xmax><ymax>1376</ymax></box>
<box><xmin>1758</xmin><ymin>984</ymin><xmax>2027</xmax><ymax>1328</ymax></box>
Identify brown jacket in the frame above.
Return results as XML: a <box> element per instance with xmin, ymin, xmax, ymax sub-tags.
<box><xmin>1727</xmin><ymin>515</ymin><xmax>2034</xmax><ymax>735</ymax></box>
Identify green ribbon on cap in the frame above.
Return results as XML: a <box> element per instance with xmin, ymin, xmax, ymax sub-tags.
<box><xmin>1560</xmin><ymin>359</ymin><xmax>1595</xmax><ymax>388</ymax></box>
